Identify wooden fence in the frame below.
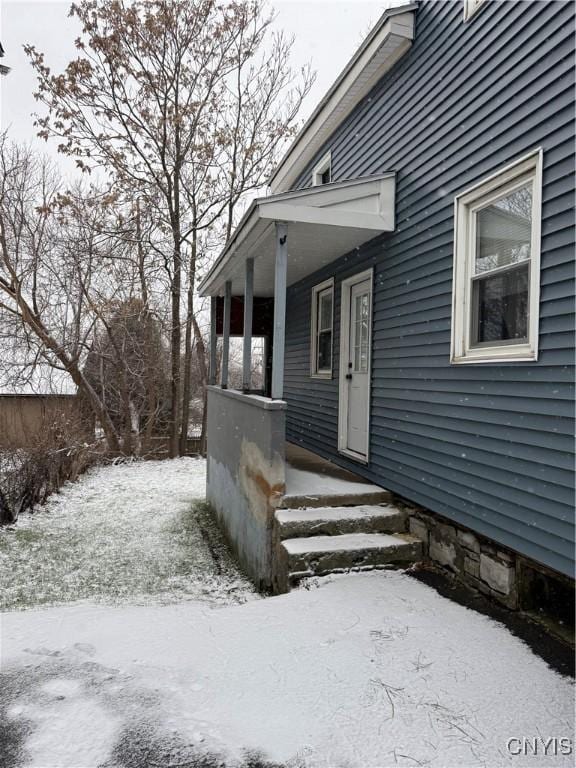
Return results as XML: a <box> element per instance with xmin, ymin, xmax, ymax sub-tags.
<box><xmin>0</xmin><ymin>395</ymin><xmax>87</xmax><ymax>447</ymax></box>
<box><xmin>0</xmin><ymin>395</ymin><xmax>203</xmax><ymax>455</ymax></box>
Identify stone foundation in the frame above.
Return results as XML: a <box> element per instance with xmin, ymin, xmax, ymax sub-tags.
<box><xmin>407</xmin><ymin>507</ymin><xmax>575</xmax><ymax>637</ymax></box>
<box><xmin>408</xmin><ymin>509</ymin><xmax>519</xmax><ymax>610</ymax></box>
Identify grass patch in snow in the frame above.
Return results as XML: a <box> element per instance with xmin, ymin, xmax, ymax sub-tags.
<box><xmin>0</xmin><ymin>458</ymin><xmax>257</xmax><ymax>611</ymax></box>
<box><xmin>12</xmin><ymin>528</ymin><xmax>45</xmax><ymax>544</ymax></box>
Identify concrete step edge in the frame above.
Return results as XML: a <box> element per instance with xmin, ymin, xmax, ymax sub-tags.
<box><xmin>275</xmin><ymin>504</ymin><xmax>407</xmax><ymax>540</ymax></box>
<box><xmin>288</xmin><ymin>563</ymin><xmax>406</xmax><ymax>584</ymax></box>
<box><xmin>275</xmin><ymin>504</ymin><xmax>404</xmax><ymax>525</ymax></box>
<box><xmin>280</xmin><ymin>490</ymin><xmax>392</xmax><ymax>510</ymax></box>
<box><xmin>281</xmin><ymin>532</ymin><xmax>421</xmax><ymax>557</ymax></box>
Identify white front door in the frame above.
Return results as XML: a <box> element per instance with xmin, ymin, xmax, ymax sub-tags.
<box><xmin>339</xmin><ymin>270</ymin><xmax>373</xmax><ymax>460</ymax></box>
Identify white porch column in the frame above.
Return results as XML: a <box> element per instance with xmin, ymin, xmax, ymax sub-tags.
<box><xmin>271</xmin><ymin>222</ymin><xmax>288</xmax><ymax>400</ymax></box>
<box><xmin>209</xmin><ymin>296</ymin><xmax>217</xmax><ymax>385</ymax></box>
<box><xmin>220</xmin><ymin>280</ymin><xmax>232</xmax><ymax>388</ymax></box>
<box><xmin>242</xmin><ymin>258</ymin><xmax>254</xmax><ymax>392</ymax></box>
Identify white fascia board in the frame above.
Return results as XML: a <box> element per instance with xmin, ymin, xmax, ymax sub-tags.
<box><xmin>259</xmin><ymin>203</ymin><xmax>386</xmax><ymax>231</ymax></box>
<box><xmin>269</xmin><ymin>5</ymin><xmax>416</xmax><ymax>194</ymax></box>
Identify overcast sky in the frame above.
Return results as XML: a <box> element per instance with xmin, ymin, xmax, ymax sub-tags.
<box><xmin>0</xmin><ymin>0</ymin><xmax>391</xmax><ymax>175</ymax></box>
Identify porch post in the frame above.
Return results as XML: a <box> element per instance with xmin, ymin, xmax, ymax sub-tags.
<box><xmin>242</xmin><ymin>258</ymin><xmax>254</xmax><ymax>392</ymax></box>
<box><xmin>209</xmin><ymin>295</ymin><xmax>217</xmax><ymax>385</ymax></box>
<box><xmin>271</xmin><ymin>222</ymin><xmax>288</xmax><ymax>400</ymax></box>
<box><xmin>221</xmin><ymin>280</ymin><xmax>232</xmax><ymax>388</ymax></box>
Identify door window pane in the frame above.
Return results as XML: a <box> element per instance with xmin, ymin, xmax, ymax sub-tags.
<box><xmin>354</xmin><ymin>300</ymin><xmax>361</xmax><ymax>371</ymax></box>
<box><xmin>475</xmin><ymin>184</ymin><xmax>532</xmax><ymax>274</ymax></box>
<box><xmin>472</xmin><ymin>263</ymin><xmax>529</xmax><ymax>345</ymax></box>
<box><xmin>353</xmin><ymin>292</ymin><xmax>370</xmax><ymax>372</ymax></box>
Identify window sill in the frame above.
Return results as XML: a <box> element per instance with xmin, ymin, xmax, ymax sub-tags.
<box><xmin>451</xmin><ymin>344</ymin><xmax>538</xmax><ymax>364</ymax></box>
<box><xmin>310</xmin><ymin>372</ymin><xmax>333</xmax><ymax>380</ymax></box>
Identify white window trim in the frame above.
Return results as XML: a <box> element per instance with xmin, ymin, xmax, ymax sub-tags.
<box><xmin>312</xmin><ymin>151</ymin><xmax>332</xmax><ymax>186</ymax></box>
<box><xmin>463</xmin><ymin>0</ymin><xmax>487</xmax><ymax>22</ymax></box>
<box><xmin>310</xmin><ymin>277</ymin><xmax>334</xmax><ymax>378</ymax></box>
<box><xmin>451</xmin><ymin>148</ymin><xmax>543</xmax><ymax>365</ymax></box>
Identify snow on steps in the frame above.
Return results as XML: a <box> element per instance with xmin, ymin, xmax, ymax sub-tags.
<box><xmin>272</xmin><ymin>488</ymin><xmax>422</xmax><ymax>593</ymax></box>
<box><xmin>280</xmin><ymin>472</ymin><xmax>392</xmax><ymax>510</ymax></box>
<box><xmin>274</xmin><ymin>504</ymin><xmax>407</xmax><ymax>540</ymax></box>
<box><xmin>281</xmin><ymin>488</ymin><xmax>391</xmax><ymax>509</ymax></box>
<box><xmin>274</xmin><ymin>532</ymin><xmax>423</xmax><ymax>593</ymax></box>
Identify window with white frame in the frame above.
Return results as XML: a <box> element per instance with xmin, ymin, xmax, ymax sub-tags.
<box><xmin>463</xmin><ymin>0</ymin><xmax>487</xmax><ymax>21</ymax></box>
<box><xmin>451</xmin><ymin>149</ymin><xmax>543</xmax><ymax>364</ymax></box>
<box><xmin>312</xmin><ymin>151</ymin><xmax>332</xmax><ymax>186</ymax></box>
<box><xmin>311</xmin><ymin>278</ymin><xmax>334</xmax><ymax>376</ymax></box>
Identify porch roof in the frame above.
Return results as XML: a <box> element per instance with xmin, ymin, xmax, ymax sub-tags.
<box><xmin>198</xmin><ymin>173</ymin><xmax>395</xmax><ymax>298</ymax></box>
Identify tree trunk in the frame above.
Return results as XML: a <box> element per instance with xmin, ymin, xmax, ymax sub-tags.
<box><xmin>168</xmin><ymin>240</ymin><xmax>182</xmax><ymax>458</ymax></box>
<box><xmin>179</xmin><ymin>232</ymin><xmax>197</xmax><ymax>456</ymax></box>
<box><xmin>75</xmin><ymin>372</ymin><xmax>121</xmax><ymax>453</ymax></box>
<box><xmin>169</xmin><ymin>121</ymin><xmax>183</xmax><ymax>458</ymax></box>
<box><xmin>135</xmin><ymin>199</ymin><xmax>149</xmax><ymax>309</ymax></box>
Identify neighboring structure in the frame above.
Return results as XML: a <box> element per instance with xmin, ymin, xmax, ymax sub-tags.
<box><xmin>200</xmin><ymin>1</ymin><xmax>575</xmax><ymax>608</ymax></box>
<box><xmin>0</xmin><ymin>42</ymin><xmax>11</xmax><ymax>76</ymax></box>
<box><xmin>0</xmin><ymin>393</ymin><xmax>84</xmax><ymax>447</ymax></box>
<box><xmin>0</xmin><ymin>366</ymin><xmax>81</xmax><ymax>446</ymax></box>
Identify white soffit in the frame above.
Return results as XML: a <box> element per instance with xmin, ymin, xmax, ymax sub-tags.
<box><xmin>199</xmin><ymin>174</ymin><xmax>395</xmax><ymax>298</ymax></box>
<box><xmin>269</xmin><ymin>4</ymin><xmax>417</xmax><ymax>194</ymax></box>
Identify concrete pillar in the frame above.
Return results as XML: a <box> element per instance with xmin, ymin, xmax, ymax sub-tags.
<box><xmin>209</xmin><ymin>296</ymin><xmax>217</xmax><ymax>385</ymax></box>
<box><xmin>242</xmin><ymin>258</ymin><xmax>254</xmax><ymax>392</ymax></box>
<box><xmin>221</xmin><ymin>280</ymin><xmax>232</xmax><ymax>388</ymax></box>
<box><xmin>271</xmin><ymin>222</ymin><xmax>288</xmax><ymax>400</ymax></box>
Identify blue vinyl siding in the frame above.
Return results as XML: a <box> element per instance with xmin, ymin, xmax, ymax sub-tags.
<box><xmin>283</xmin><ymin>0</ymin><xmax>575</xmax><ymax>576</ymax></box>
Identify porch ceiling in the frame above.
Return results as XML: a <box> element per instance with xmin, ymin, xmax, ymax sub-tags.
<box><xmin>199</xmin><ymin>174</ymin><xmax>395</xmax><ymax>298</ymax></box>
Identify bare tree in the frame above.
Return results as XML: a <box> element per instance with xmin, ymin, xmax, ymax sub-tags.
<box><xmin>26</xmin><ymin>0</ymin><xmax>314</xmax><ymax>456</ymax></box>
<box><xmin>83</xmin><ymin>298</ymin><xmax>170</xmax><ymax>454</ymax></box>
<box><xmin>0</xmin><ymin>138</ymin><xmax>120</xmax><ymax>450</ymax></box>
<box><xmin>0</xmin><ymin>136</ymin><xmax>170</xmax><ymax>454</ymax></box>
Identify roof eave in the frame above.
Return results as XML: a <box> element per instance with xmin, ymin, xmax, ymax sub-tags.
<box><xmin>268</xmin><ymin>3</ymin><xmax>417</xmax><ymax>194</ymax></box>
<box><xmin>198</xmin><ymin>173</ymin><xmax>396</xmax><ymax>298</ymax></box>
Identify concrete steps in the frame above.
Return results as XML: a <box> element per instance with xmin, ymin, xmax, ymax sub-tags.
<box><xmin>277</xmin><ymin>532</ymin><xmax>422</xmax><ymax>592</ymax></box>
<box><xmin>272</xmin><ymin>502</ymin><xmax>423</xmax><ymax>593</ymax></box>
<box><xmin>275</xmin><ymin>504</ymin><xmax>407</xmax><ymax>539</ymax></box>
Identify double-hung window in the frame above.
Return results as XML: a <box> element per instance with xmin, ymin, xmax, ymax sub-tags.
<box><xmin>451</xmin><ymin>150</ymin><xmax>543</xmax><ymax>364</ymax></box>
<box><xmin>311</xmin><ymin>278</ymin><xmax>334</xmax><ymax>377</ymax></box>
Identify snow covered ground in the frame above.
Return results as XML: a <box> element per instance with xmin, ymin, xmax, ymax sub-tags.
<box><xmin>0</xmin><ymin>457</ymin><xmax>573</xmax><ymax>767</ymax></box>
<box><xmin>0</xmin><ymin>457</ymin><xmax>256</xmax><ymax>610</ymax></box>
<box><xmin>1</xmin><ymin>571</ymin><xmax>573</xmax><ymax>768</ymax></box>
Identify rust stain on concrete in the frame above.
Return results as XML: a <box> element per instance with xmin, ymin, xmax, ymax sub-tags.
<box><xmin>246</xmin><ymin>468</ymin><xmax>285</xmax><ymax>503</ymax></box>
<box><xmin>239</xmin><ymin>439</ymin><xmax>285</xmax><ymax>526</ymax></box>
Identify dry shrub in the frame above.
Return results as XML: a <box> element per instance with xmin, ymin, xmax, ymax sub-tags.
<box><xmin>0</xmin><ymin>406</ymin><xmax>102</xmax><ymax>524</ymax></box>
